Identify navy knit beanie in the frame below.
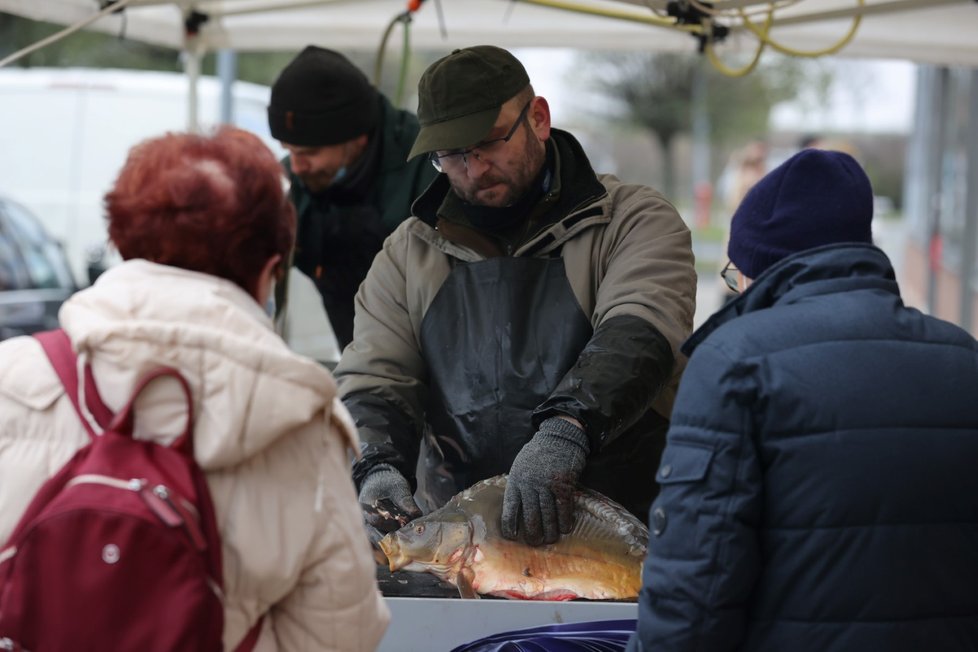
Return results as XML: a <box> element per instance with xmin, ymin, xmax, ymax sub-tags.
<box><xmin>268</xmin><ymin>45</ymin><xmax>379</xmax><ymax>147</ymax></box>
<box><xmin>728</xmin><ymin>149</ymin><xmax>874</xmax><ymax>279</ymax></box>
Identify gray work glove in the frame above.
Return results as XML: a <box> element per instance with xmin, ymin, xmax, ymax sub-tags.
<box><xmin>358</xmin><ymin>464</ymin><xmax>423</xmax><ymax>534</ymax></box>
<box><xmin>502</xmin><ymin>417</ymin><xmax>590</xmax><ymax>546</ymax></box>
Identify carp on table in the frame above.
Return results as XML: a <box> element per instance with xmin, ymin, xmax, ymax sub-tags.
<box><xmin>378</xmin><ymin>475</ymin><xmax>648</xmax><ymax>601</ymax></box>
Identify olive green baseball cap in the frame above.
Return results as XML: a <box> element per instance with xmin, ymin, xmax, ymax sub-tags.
<box><xmin>407</xmin><ymin>45</ymin><xmax>530</xmax><ymax>160</ymax></box>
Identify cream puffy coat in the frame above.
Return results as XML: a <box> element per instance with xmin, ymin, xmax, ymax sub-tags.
<box><xmin>0</xmin><ymin>260</ymin><xmax>389</xmax><ymax>651</ymax></box>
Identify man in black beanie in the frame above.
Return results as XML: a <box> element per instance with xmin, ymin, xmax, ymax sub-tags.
<box><xmin>630</xmin><ymin>149</ymin><xmax>978</xmax><ymax>651</ymax></box>
<box><xmin>268</xmin><ymin>45</ymin><xmax>437</xmax><ymax>348</ymax></box>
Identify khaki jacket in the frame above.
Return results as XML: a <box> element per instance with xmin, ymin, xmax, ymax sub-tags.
<box><xmin>338</xmin><ymin>170</ymin><xmax>695</xmax><ymax>424</ymax></box>
<box><xmin>0</xmin><ymin>260</ymin><xmax>388</xmax><ymax>651</ymax></box>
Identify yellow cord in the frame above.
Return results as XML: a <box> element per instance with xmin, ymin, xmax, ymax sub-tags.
<box><xmin>688</xmin><ymin>0</ymin><xmax>803</xmax><ymax>20</ymax></box>
<box><xmin>704</xmin><ymin>10</ymin><xmax>771</xmax><ymax>78</ymax></box>
<box><xmin>513</xmin><ymin>0</ymin><xmax>864</xmax><ymax>77</ymax></box>
<box><xmin>738</xmin><ymin>0</ymin><xmax>864</xmax><ymax>58</ymax></box>
<box><xmin>375</xmin><ymin>8</ymin><xmax>416</xmax><ymax>107</ymax></box>
<box><xmin>516</xmin><ymin>0</ymin><xmax>704</xmax><ymax>33</ymax></box>
<box><xmin>395</xmin><ymin>15</ymin><xmax>411</xmax><ymax>108</ymax></box>
<box><xmin>374</xmin><ymin>12</ymin><xmax>402</xmax><ymax>87</ymax></box>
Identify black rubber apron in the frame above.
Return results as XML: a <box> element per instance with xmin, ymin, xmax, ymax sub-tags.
<box><xmin>416</xmin><ymin>256</ymin><xmax>592</xmax><ymax>510</ymax></box>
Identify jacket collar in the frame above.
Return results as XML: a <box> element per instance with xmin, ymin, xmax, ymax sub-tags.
<box><xmin>683</xmin><ymin>243</ymin><xmax>900</xmax><ymax>356</ymax></box>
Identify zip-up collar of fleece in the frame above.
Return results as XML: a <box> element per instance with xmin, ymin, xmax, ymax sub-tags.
<box><xmin>9</xmin><ymin>259</ymin><xmax>356</xmax><ymax>470</ymax></box>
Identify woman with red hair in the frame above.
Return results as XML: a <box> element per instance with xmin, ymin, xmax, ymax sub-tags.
<box><xmin>0</xmin><ymin>127</ymin><xmax>389</xmax><ymax>650</ymax></box>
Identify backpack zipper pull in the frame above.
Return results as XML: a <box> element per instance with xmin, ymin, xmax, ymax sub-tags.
<box><xmin>0</xmin><ymin>637</ymin><xmax>24</xmax><ymax>651</ymax></box>
<box><xmin>140</xmin><ymin>485</ymin><xmax>183</xmax><ymax>528</ymax></box>
<box><xmin>152</xmin><ymin>484</ymin><xmax>207</xmax><ymax>551</ymax></box>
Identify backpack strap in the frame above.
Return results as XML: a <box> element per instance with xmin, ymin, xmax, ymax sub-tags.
<box><xmin>34</xmin><ymin>329</ymin><xmax>195</xmax><ymax>457</ymax></box>
<box><xmin>109</xmin><ymin>366</ymin><xmax>196</xmax><ymax>457</ymax></box>
<box><xmin>233</xmin><ymin>616</ymin><xmax>265</xmax><ymax>652</ymax></box>
<box><xmin>34</xmin><ymin>328</ymin><xmax>114</xmax><ymax>438</ymax></box>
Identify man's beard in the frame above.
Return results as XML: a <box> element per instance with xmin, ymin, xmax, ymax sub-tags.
<box><xmin>298</xmin><ymin>170</ymin><xmax>338</xmax><ymax>194</ymax></box>
<box><xmin>451</xmin><ymin>128</ymin><xmax>546</xmax><ymax>208</ymax></box>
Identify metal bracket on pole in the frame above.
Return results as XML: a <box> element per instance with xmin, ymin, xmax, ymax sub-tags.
<box><xmin>182</xmin><ymin>10</ymin><xmax>210</xmax><ymax>133</ymax></box>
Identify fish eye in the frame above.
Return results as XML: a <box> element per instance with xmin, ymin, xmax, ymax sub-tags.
<box><xmin>415</xmin><ymin>524</ymin><xmax>425</xmax><ymax>535</ymax></box>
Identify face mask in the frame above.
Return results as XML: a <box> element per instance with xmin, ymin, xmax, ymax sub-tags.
<box><xmin>264</xmin><ymin>280</ymin><xmax>277</xmax><ymax>318</ymax></box>
<box><xmin>328</xmin><ymin>140</ymin><xmax>355</xmax><ymax>187</ymax></box>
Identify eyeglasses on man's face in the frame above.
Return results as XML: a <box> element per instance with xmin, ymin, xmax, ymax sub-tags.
<box><xmin>721</xmin><ymin>260</ymin><xmax>741</xmax><ymax>293</ymax></box>
<box><xmin>428</xmin><ymin>100</ymin><xmax>532</xmax><ymax>173</ymax></box>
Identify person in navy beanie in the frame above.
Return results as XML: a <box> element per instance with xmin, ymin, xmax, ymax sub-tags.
<box><xmin>629</xmin><ymin>148</ymin><xmax>978</xmax><ymax>651</ymax></box>
<box><xmin>727</xmin><ymin>148</ymin><xmax>874</xmax><ymax>280</ymax></box>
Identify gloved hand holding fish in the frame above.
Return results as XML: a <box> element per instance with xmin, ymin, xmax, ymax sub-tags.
<box><xmin>501</xmin><ymin>416</ymin><xmax>590</xmax><ymax>546</ymax></box>
<box><xmin>359</xmin><ymin>464</ymin><xmax>424</xmax><ymax>557</ymax></box>
<box><xmin>378</xmin><ymin>475</ymin><xmax>648</xmax><ymax>601</ymax></box>
<box><xmin>359</xmin><ymin>464</ymin><xmax>423</xmax><ymax>529</ymax></box>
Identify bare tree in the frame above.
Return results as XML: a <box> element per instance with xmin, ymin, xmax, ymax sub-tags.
<box><xmin>577</xmin><ymin>50</ymin><xmax>830</xmax><ymax>199</ymax></box>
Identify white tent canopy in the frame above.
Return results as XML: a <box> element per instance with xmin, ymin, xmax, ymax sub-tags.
<box><xmin>2</xmin><ymin>0</ymin><xmax>975</xmax><ymax>336</ymax></box>
<box><xmin>1</xmin><ymin>0</ymin><xmax>977</xmax><ymax>67</ymax></box>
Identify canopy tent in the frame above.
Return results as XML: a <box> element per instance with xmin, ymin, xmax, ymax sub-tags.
<box><xmin>1</xmin><ymin>0</ymin><xmax>976</xmax><ymax>68</ymax></box>
<box><xmin>1</xmin><ymin>0</ymin><xmax>976</xmax><ymax>335</ymax></box>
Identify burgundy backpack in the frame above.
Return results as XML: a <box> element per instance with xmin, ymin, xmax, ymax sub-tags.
<box><xmin>0</xmin><ymin>329</ymin><xmax>242</xmax><ymax>651</ymax></box>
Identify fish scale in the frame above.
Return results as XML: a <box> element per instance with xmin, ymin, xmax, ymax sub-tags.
<box><xmin>474</xmin><ymin>541</ymin><xmax>631</xmax><ymax>600</ymax></box>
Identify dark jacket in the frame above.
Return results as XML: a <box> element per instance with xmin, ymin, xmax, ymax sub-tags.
<box><xmin>283</xmin><ymin>94</ymin><xmax>437</xmax><ymax>347</ymax></box>
<box><xmin>337</xmin><ymin>130</ymin><xmax>696</xmax><ymax>518</ymax></box>
<box><xmin>630</xmin><ymin>243</ymin><xmax>978</xmax><ymax>651</ymax></box>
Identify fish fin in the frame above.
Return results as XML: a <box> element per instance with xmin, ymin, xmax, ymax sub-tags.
<box><xmin>372</xmin><ymin>547</ymin><xmax>388</xmax><ymax>566</ymax></box>
<box><xmin>456</xmin><ymin>568</ymin><xmax>480</xmax><ymax>600</ymax></box>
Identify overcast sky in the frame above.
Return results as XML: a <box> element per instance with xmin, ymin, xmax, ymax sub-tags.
<box><xmin>770</xmin><ymin>58</ymin><xmax>916</xmax><ymax>133</ymax></box>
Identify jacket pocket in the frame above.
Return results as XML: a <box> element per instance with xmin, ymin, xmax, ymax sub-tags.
<box><xmin>650</xmin><ymin>442</ymin><xmax>716</xmax><ymax>538</ymax></box>
<box><xmin>656</xmin><ymin>441</ymin><xmax>715</xmax><ymax>485</ymax></box>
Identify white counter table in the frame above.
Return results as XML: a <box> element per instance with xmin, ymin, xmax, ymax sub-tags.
<box><xmin>378</xmin><ymin>596</ymin><xmax>637</xmax><ymax>652</ymax></box>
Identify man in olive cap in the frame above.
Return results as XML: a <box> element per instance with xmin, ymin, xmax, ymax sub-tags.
<box><xmin>267</xmin><ymin>45</ymin><xmax>437</xmax><ymax>348</ymax></box>
<box><xmin>336</xmin><ymin>45</ymin><xmax>696</xmax><ymax>546</ymax></box>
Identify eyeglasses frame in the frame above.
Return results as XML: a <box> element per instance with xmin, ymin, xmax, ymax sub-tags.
<box><xmin>721</xmin><ymin>260</ymin><xmax>741</xmax><ymax>293</ymax></box>
<box><xmin>428</xmin><ymin>100</ymin><xmax>533</xmax><ymax>173</ymax></box>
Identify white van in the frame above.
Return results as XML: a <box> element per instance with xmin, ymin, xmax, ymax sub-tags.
<box><xmin>0</xmin><ymin>67</ymin><xmax>339</xmax><ymax>364</ymax></box>
<box><xmin>0</xmin><ymin>66</ymin><xmax>284</xmax><ymax>285</ymax></box>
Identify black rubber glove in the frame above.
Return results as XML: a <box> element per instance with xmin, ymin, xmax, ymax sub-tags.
<box><xmin>501</xmin><ymin>417</ymin><xmax>590</xmax><ymax>546</ymax></box>
<box><xmin>358</xmin><ymin>464</ymin><xmax>423</xmax><ymax>534</ymax></box>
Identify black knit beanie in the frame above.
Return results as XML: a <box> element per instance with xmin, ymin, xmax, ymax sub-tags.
<box><xmin>268</xmin><ymin>45</ymin><xmax>380</xmax><ymax>146</ymax></box>
<box><xmin>728</xmin><ymin>149</ymin><xmax>874</xmax><ymax>279</ymax></box>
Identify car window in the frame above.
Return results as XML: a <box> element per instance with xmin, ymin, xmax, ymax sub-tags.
<box><xmin>0</xmin><ymin>199</ymin><xmax>75</xmax><ymax>291</ymax></box>
<box><xmin>0</xmin><ymin>219</ymin><xmax>32</xmax><ymax>291</ymax></box>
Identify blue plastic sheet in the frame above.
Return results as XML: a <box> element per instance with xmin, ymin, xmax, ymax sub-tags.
<box><xmin>450</xmin><ymin>618</ymin><xmax>636</xmax><ymax>652</ymax></box>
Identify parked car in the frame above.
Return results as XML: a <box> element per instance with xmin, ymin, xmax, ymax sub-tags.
<box><xmin>0</xmin><ymin>196</ymin><xmax>77</xmax><ymax>340</ymax></box>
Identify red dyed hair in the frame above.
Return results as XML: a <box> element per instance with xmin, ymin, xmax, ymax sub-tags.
<box><xmin>105</xmin><ymin>126</ymin><xmax>295</xmax><ymax>297</ymax></box>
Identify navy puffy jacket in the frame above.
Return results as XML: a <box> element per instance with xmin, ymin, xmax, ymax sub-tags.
<box><xmin>629</xmin><ymin>244</ymin><xmax>978</xmax><ymax>651</ymax></box>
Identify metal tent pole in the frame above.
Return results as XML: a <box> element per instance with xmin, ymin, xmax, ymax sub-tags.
<box><xmin>184</xmin><ymin>37</ymin><xmax>205</xmax><ymax>133</ymax></box>
<box><xmin>959</xmin><ymin>69</ymin><xmax>978</xmax><ymax>333</ymax></box>
<box><xmin>217</xmin><ymin>49</ymin><xmax>238</xmax><ymax>125</ymax></box>
<box><xmin>925</xmin><ymin>67</ymin><xmax>950</xmax><ymax>315</ymax></box>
